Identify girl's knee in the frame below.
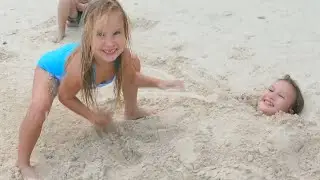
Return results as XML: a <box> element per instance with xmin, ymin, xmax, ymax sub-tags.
<box><xmin>26</xmin><ymin>101</ymin><xmax>51</xmax><ymax>125</ymax></box>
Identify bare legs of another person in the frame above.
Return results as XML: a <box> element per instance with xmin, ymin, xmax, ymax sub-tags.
<box><xmin>54</xmin><ymin>0</ymin><xmax>79</xmax><ymax>43</ymax></box>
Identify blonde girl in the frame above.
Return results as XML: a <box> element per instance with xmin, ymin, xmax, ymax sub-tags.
<box><xmin>17</xmin><ymin>0</ymin><xmax>183</xmax><ymax>178</ymax></box>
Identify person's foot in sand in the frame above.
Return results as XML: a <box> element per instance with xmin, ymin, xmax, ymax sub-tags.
<box><xmin>53</xmin><ymin>33</ymin><xmax>65</xmax><ymax>43</ymax></box>
<box><xmin>125</xmin><ymin>108</ymin><xmax>152</xmax><ymax>120</ymax></box>
<box><xmin>16</xmin><ymin>163</ymin><xmax>40</xmax><ymax>180</ymax></box>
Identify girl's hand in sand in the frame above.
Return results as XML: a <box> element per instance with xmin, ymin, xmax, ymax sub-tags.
<box><xmin>157</xmin><ymin>80</ymin><xmax>184</xmax><ymax>90</ymax></box>
<box><xmin>91</xmin><ymin>111</ymin><xmax>113</xmax><ymax>127</ymax></box>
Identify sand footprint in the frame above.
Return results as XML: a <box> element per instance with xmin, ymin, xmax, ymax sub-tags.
<box><xmin>170</xmin><ymin>44</ymin><xmax>185</xmax><ymax>53</ymax></box>
<box><xmin>131</xmin><ymin>17</ymin><xmax>160</xmax><ymax>31</ymax></box>
<box><xmin>143</xmin><ymin>55</ymin><xmax>226</xmax><ymax>95</ymax></box>
<box><xmin>138</xmin><ymin>91</ymin><xmax>215</xmax><ymax>103</ymax></box>
<box><xmin>31</xmin><ymin>17</ymin><xmax>56</xmax><ymax>30</ymax></box>
<box><xmin>196</xmin><ymin>165</ymin><xmax>267</xmax><ymax>180</ymax></box>
<box><xmin>175</xmin><ymin>137</ymin><xmax>197</xmax><ymax>164</ymax></box>
<box><xmin>298</xmin><ymin>137</ymin><xmax>320</xmax><ymax>172</ymax></box>
<box><xmin>0</xmin><ymin>48</ymin><xmax>16</xmax><ymax>63</ymax></box>
<box><xmin>229</xmin><ymin>46</ymin><xmax>256</xmax><ymax>61</ymax></box>
<box><xmin>100</xmin><ymin>131</ymin><xmax>144</xmax><ymax>165</ymax></box>
<box><xmin>141</xmin><ymin>65</ymin><xmax>178</xmax><ymax>79</ymax></box>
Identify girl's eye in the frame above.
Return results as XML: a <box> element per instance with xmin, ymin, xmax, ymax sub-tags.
<box><xmin>113</xmin><ymin>31</ymin><xmax>121</xmax><ymax>35</ymax></box>
<box><xmin>268</xmin><ymin>88</ymin><xmax>273</xmax><ymax>92</ymax></box>
<box><xmin>97</xmin><ymin>32</ymin><xmax>104</xmax><ymax>37</ymax></box>
<box><xmin>278</xmin><ymin>94</ymin><xmax>285</xmax><ymax>99</ymax></box>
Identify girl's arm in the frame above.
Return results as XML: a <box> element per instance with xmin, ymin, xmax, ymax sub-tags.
<box><xmin>127</xmin><ymin>52</ymin><xmax>183</xmax><ymax>89</ymax></box>
<box><xmin>57</xmin><ymin>58</ymin><xmax>95</xmax><ymax>123</ymax></box>
<box><xmin>134</xmin><ymin>72</ymin><xmax>164</xmax><ymax>88</ymax></box>
<box><xmin>122</xmin><ymin>51</ymin><xmax>162</xmax><ymax>88</ymax></box>
<box><xmin>58</xmin><ymin>75</ymin><xmax>95</xmax><ymax>122</ymax></box>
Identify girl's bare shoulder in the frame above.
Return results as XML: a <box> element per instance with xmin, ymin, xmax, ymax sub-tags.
<box><xmin>58</xmin><ymin>50</ymin><xmax>83</xmax><ymax>96</ymax></box>
<box><xmin>121</xmin><ymin>48</ymin><xmax>140</xmax><ymax>68</ymax></box>
<box><xmin>63</xmin><ymin>50</ymin><xmax>83</xmax><ymax>84</ymax></box>
<box><xmin>66</xmin><ymin>50</ymin><xmax>82</xmax><ymax>76</ymax></box>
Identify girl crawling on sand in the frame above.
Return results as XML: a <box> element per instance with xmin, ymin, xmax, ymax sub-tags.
<box><xmin>17</xmin><ymin>0</ymin><xmax>183</xmax><ymax>178</ymax></box>
<box><xmin>239</xmin><ymin>74</ymin><xmax>304</xmax><ymax>116</ymax></box>
<box><xmin>55</xmin><ymin>0</ymin><xmax>91</xmax><ymax>42</ymax></box>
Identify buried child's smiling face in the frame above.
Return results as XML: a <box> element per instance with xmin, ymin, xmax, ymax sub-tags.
<box><xmin>258</xmin><ymin>80</ymin><xmax>296</xmax><ymax>116</ymax></box>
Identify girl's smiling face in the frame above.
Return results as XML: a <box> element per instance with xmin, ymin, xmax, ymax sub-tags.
<box><xmin>258</xmin><ymin>80</ymin><xmax>297</xmax><ymax>116</ymax></box>
<box><xmin>91</xmin><ymin>10</ymin><xmax>127</xmax><ymax>63</ymax></box>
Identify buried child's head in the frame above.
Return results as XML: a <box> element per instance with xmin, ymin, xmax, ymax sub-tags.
<box><xmin>257</xmin><ymin>74</ymin><xmax>304</xmax><ymax>116</ymax></box>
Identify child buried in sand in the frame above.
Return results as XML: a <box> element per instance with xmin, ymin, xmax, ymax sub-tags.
<box><xmin>54</xmin><ymin>0</ymin><xmax>90</xmax><ymax>42</ymax></box>
<box><xmin>257</xmin><ymin>74</ymin><xmax>304</xmax><ymax>116</ymax></box>
<box><xmin>17</xmin><ymin>0</ymin><xmax>184</xmax><ymax>179</ymax></box>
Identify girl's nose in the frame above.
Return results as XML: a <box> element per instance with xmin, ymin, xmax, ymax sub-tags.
<box><xmin>103</xmin><ymin>36</ymin><xmax>115</xmax><ymax>47</ymax></box>
<box><xmin>269</xmin><ymin>92</ymin><xmax>277</xmax><ymax>100</ymax></box>
<box><xmin>104</xmin><ymin>40</ymin><xmax>114</xmax><ymax>47</ymax></box>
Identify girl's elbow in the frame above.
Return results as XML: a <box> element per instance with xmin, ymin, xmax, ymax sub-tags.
<box><xmin>133</xmin><ymin>72</ymin><xmax>141</xmax><ymax>85</ymax></box>
<box><xmin>58</xmin><ymin>93</ymin><xmax>65</xmax><ymax>104</ymax></box>
<box><xmin>58</xmin><ymin>93</ymin><xmax>70</xmax><ymax>105</ymax></box>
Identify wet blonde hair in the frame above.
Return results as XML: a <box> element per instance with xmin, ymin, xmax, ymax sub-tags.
<box><xmin>278</xmin><ymin>74</ymin><xmax>304</xmax><ymax>114</ymax></box>
<box><xmin>75</xmin><ymin>0</ymin><xmax>130</xmax><ymax>108</ymax></box>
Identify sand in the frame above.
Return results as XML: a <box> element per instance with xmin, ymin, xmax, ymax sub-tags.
<box><xmin>1</xmin><ymin>0</ymin><xmax>320</xmax><ymax>179</ymax></box>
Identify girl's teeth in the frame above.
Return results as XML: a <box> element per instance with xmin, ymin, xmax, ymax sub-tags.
<box><xmin>264</xmin><ymin>100</ymin><xmax>273</xmax><ymax>106</ymax></box>
<box><xmin>105</xmin><ymin>49</ymin><xmax>115</xmax><ymax>53</ymax></box>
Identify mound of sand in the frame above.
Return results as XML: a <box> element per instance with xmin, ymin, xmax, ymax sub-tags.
<box><xmin>1</xmin><ymin>0</ymin><xmax>320</xmax><ymax>179</ymax></box>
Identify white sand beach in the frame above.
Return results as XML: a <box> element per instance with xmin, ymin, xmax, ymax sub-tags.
<box><xmin>0</xmin><ymin>0</ymin><xmax>320</xmax><ymax>179</ymax></box>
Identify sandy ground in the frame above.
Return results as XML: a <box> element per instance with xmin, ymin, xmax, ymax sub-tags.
<box><xmin>1</xmin><ymin>0</ymin><xmax>320</xmax><ymax>179</ymax></box>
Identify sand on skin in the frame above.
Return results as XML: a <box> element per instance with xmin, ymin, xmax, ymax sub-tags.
<box><xmin>0</xmin><ymin>0</ymin><xmax>320</xmax><ymax>179</ymax></box>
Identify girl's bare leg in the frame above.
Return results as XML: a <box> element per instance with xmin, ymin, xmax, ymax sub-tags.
<box><xmin>122</xmin><ymin>56</ymin><xmax>150</xmax><ymax>120</ymax></box>
<box><xmin>17</xmin><ymin>67</ymin><xmax>58</xmax><ymax>179</ymax></box>
<box><xmin>54</xmin><ymin>0</ymin><xmax>77</xmax><ymax>43</ymax></box>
